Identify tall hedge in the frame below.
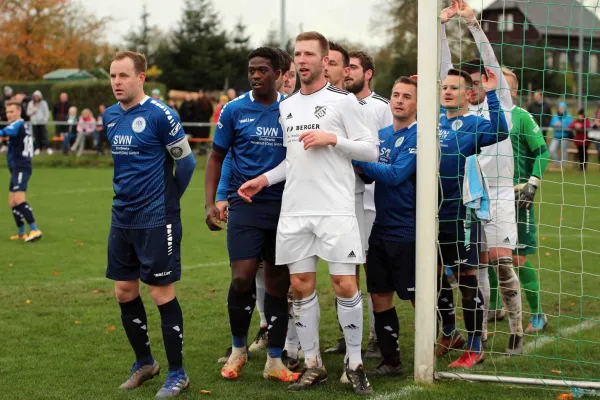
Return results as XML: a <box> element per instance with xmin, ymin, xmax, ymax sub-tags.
<box><xmin>50</xmin><ymin>81</ymin><xmax>167</xmax><ymax>111</ymax></box>
<box><xmin>0</xmin><ymin>81</ymin><xmax>55</xmax><ymax>100</ymax></box>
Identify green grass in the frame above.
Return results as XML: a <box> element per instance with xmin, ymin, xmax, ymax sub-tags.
<box><xmin>1</xmin><ymin>158</ymin><xmax>598</xmax><ymax>399</ymax></box>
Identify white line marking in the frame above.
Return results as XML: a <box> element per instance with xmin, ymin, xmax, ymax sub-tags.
<box><xmin>28</xmin><ymin>187</ymin><xmax>202</xmax><ymax>197</ymax></box>
<box><xmin>371</xmin><ymin>385</ymin><xmax>424</xmax><ymax>400</ymax></box>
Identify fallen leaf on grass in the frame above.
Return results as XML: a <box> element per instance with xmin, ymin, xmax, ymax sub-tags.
<box><xmin>52</xmin><ymin>270</ymin><xmax>60</xmax><ymax>276</ymax></box>
<box><xmin>211</xmin><ymin>232</ymin><xmax>217</xmax><ymax>236</ymax></box>
<box><xmin>487</xmin><ymin>332</ymin><xmax>495</xmax><ymax>337</ymax></box>
<box><xmin>74</xmin><ymin>321</ymin><xmax>80</xmax><ymax>325</ymax></box>
<box><xmin>25</xmin><ymin>299</ymin><xmax>31</xmax><ymax>304</ymax></box>
<box><xmin>199</xmin><ymin>390</ymin><xmax>212</xmax><ymax>395</ymax></box>
<box><xmin>545</xmin><ymin>252</ymin><xmax>551</xmax><ymax>256</ymax></box>
<box><xmin>69</xmin><ymin>218</ymin><xmax>74</xmax><ymax>222</ymax></box>
<box><xmin>210</xmin><ymin>288</ymin><xmax>215</xmax><ymax>293</ymax></box>
<box><xmin>457</xmin><ymin>315</ymin><xmax>464</xmax><ymax>320</ymax></box>
<box><xmin>91</xmin><ymin>289</ymin><xmax>105</xmax><ymax>294</ymax></box>
<box><xmin>570</xmin><ymin>302</ymin><xmax>576</xmax><ymax>307</ymax></box>
<box><xmin>552</xmin><ymin>369</ymin><xmax>562</xmax><ymax>375</ymax></box>
<box><xmin>76</xmin><ymin>242</ymin><xmax>84</xmax><ymax>247</ymax></box>
<box><xmin>557</xmin><ymin>394</ymin><xmax>572</xmax><ymax>400</ymax></box>
<box><xmin>106</xmin><ymin>325</ymin><xmax>116</xmax><ymax>332</ymax></box>
<box><xmin>542</xmin><ymin>237</ymin><xmax>548</xmax><ymax>241</ymax></box>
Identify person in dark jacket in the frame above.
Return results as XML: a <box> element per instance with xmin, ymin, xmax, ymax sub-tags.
<box><xmin>527</xmin><ymin>90</ymin><xmax>552</xmax><ymax>138</ymax></box>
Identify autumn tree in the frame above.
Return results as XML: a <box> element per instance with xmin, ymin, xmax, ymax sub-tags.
<box><xmin>0</xmin><ymin>0</ymin><xmax>111</xmax><ymax>81</ymax></box>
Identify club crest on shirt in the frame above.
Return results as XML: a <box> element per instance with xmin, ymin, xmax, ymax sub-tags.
<box><xmin>395</xmin><ymin>137</ymin><xmax>404</xmax><ymax>148</ymax></box>
<box><xmin>131</xmin><ymin>117</ymin><xmax>146</xmax><ymax>133</ymax></box>
<box><xmin>314</xmin><ymin>105</ymin><xmax>327</xmax><ymax>119</ymax></box>
<box><xmin>451</xmin><ymin>119</ymin><xmax>463</xmax><ymax>131</ymax></box>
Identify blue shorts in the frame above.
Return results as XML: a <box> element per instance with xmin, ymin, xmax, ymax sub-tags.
<box><xmin>9</xmin><ymin>168</ymin><xmax>31</xmax><ymax>192</ymax></box>
<box><xmin>437</xmin><ymin>220</ymin><xmax>480</xmax><ymax>271</ymax></box>
<box><xmin>226</xmin><ymin>197</ymin><xmax>281</xmax><ymax>264</ymax></box>
<box><xmin>366</xmin><ymin>236</ymin><xmax>415</xmax><ymax>300</ymax></box>
<box><xmin>106</xmin><ymin>222</ymin><xmax>182</xmax><ymax>285</ymax></box>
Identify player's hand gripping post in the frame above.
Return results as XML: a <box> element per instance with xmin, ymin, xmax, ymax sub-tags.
<box><xmin>440</xmin><ymin>1</ymin><xmax>458</xmax><ymax>24</ymax></box>
<box><xmin>481</xmin><ymin>67</ymin><xmax>498</xmax><ymax>92</ymax></box>
<box><xmin>238</xmin><ymin>175</ymin><xmax>269</xmax><ymax>203</ymax></box>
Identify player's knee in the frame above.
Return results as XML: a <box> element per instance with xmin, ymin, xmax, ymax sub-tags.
<box><xmin>148</xmin><ymin>284</ymin><xmax>175</xmax><ymax>306</ymax></box>
<box><xmin>371</xmin><ymin>293</ymin><xmax>394</xmax><ymax>312</ymax></box>
<box><xmin>264</xmin><ymin>265</ymin><xmax>290</xmax><ymax>298</ymax></box>
<box><xmin>513</xmin><ymin>255</ymin><xmax>526</xmax><ymax>267</ymax></box>
<box><xmin>115</xmin><ymin>281</ymin><xmax>140</xmax><ymax>303</ymax></box>
<box><xmin>492</xmin><ymin>256</ymin><xmax>515</xmax><ymax>281</ymax></box>
<box><xmin>231</xmin><ymin>274</ymin><xmax>254</xmax><ymax>293</ymax></box>
<box><xmin>331</xmin><ymin>275</ymin><xmax>358</xmax><ymax>298</ymax></box>
<box><xmin>289</xmin><ymin>273</ymin><xmax>315</xmax><ymax>298</ymax></box>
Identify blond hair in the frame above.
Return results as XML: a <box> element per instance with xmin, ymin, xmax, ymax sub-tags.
<box><xmin>501</xmin><ymin>67</ymin><xmax>518</xmax><ymax>91</ymax></box>
<box><xmin>81</xmin><ymin>108</ymin><xmax>94</xmax><ymax>119</ymax></box>
<box><xmin>296</xmin><ymin>31</ymin><xmax>329</xmax><ymax>57</ymax></box>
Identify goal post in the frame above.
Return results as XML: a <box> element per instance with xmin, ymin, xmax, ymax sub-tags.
<box><xmin>414</xmin><ymin>0</ymin><xmax>442</xmax><ymax>384</ymax></box>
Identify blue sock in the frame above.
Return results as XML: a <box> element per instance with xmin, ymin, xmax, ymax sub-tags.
<box><xmin>232</xmin><ymin>335</ymin><xmax>246</xmax><ymax>349</ymax></box>
<box><xmin>268</xmin><ymin>347</ymin><xmax>282</xmax><ymax>359</ymax></box>
<box><xmin>467</xmin><ymin>333</ymin><xmax>482</xmax><ymax>353</ymax></box>
<box><xmin>442</xmin><ymin>324</ymin><xmax>456</xmax><ymax>337</ymax></box>
<box><xmin>18</xmin><ymin>225</ymin><xmax>25</xmax><ymax>235</ymax></box>
<box><xmin>29</xmin><ymin>222</ymin><xmax>38</xmax><ymax>231</ymax></box>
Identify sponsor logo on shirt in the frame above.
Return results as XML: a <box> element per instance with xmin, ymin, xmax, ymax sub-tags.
<box><xmin>314</xmin><ymin>105</ymin><xmax>327</xmax><ymax>119</ymax></box>
<box><xmin>409</xmin><ymin>147</ymin><xmax>417</xmax><ymax>154</ymax></box>
<box><xmin>107</xmin><ymin>122</ymin><xmax>116</xmax><ymax>128</ymax></box>
<box><xmin>113</xmin><ymin>135</ymin><xmax>133</xmax><ymax>145</ymax></box>
<box><xmin>286</xmin><ymin>113</ymin><xmax>293</xmax><ymax>120</ymax></box>
<box><xmin>256</xmin><ymin>126</ymin><xmax>279</xmax><ymax>136</ymax></box>
<box><xmin>131</xmin><ymin>117</ymin><xmax>146</xmax><ymax>133</ymax></box>
<box><xmin>239</xmin><ymin>118</ymin><xmax>255</xmax><ymax>123</ymax></box>
<box><xmin>169</xmin><ymin>122</ymin><xmax>181</xmax><ymax>136</ymax></box>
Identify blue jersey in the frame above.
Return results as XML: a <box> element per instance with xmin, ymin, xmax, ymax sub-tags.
<box><xmin>0</xmin><ymin>119</ymin><xmax>33</xmax><ymax>170</ymax></box>
<box><xmin>356</xmin><ymin>123</ymin><xmax>417</xmax><ymax>242</ymax></box>
<box><xmin>104</xmin><ymin>96</ymin><xmax>186</xmax><ymax>229</ymax></box>
<box><xmin>438</xmin><ymin>91</ymin><xmax>508</xmax><ymax>222</ymax></box>
<box><xmin>212</xmin><ymin>91</ymin><xmax>285</xmax><ymax>201</ymax></box>
<box><xmin>216</xmin><ymin>151</ymin><xmax>233</xmax><ymax>202</ymax></box>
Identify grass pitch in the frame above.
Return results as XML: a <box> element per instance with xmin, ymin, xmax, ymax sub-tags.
<box><xmin>1</xmin><ymin>157</ymin><xmax>598</xmax><ymax>399</ymax></box>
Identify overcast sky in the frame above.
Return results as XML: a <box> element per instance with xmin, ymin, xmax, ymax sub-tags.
<box><xmin>85</xmin><ymin>0</ymin><xmax>496</xmax><ymax>49</ymax></box>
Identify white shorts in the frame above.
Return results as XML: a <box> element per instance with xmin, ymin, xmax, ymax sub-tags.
<box><xmin>287</xmin><ymin>255</ymin><xmax>356</xmax><ymax>275</ymax></box>
<box><xmin>355</xmin><ymin>193</ymin><xmax>366</xmax><ymax>257</ymax></box>
<box><xmin>276</xmin><ymin>215</ymin><xmax>364</xmax><ymax>266</ymax></box>
<box><xmin>481</xmin><ymin>188</ymin><xmax>517</xmax><ymax>251</ymax></box>
<box><xmin>363</xmin><ymin>209</ymin><xmax>376</xmax><ymax>253</ymax></box>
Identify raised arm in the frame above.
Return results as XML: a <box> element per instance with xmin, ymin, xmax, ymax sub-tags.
<box><xmin>476</xmin><ymin>90</ymin><xmax>509</xmax><ymax>149</ymax></box>
<box><xmin>440</xmin><ymin>24</ymin><xmax>454</xmax><ymax>81</ymax></box>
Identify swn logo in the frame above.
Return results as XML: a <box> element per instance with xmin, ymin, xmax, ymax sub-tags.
<box><xmin>256</xmin><ymin>127</ymin><xmax>279</xmax><ymax>136</ymax></box>
<box><xmin>113</xmin><ymin>135</ymin><xmax>132</xmax><ymax>145</ymax></box>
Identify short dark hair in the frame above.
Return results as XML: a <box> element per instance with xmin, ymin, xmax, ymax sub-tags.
<box><xmin>349</xmin><ymin>50</ymin><xmax>375</xmax><ymax>79</ymax></box>
<box><xmin>328</xmin><ymin>41</ymin><xmax>349</xmax><ymax>67</ymax></box>
<box><xmin>275</xmin><ymin>48</ymin><xmax>293</xmax><ymax>75</ymax></box>
<box><xmin>296</xmin><ymin>31</ymin><xmax>329</xmax><ymax>57</ymax></box>
<box><xmin>112</xmin><ymin>51</ymin><xmax>147</xmax><ymax>74</ymax></box>
<box><xmin>394</xmin><ymin>76</ymin><xmax>417</xmax><ymax>88</ymax></box>
<box><xmin>248</xmin><ymin>47</ymin><xmax>281</xmax><ymax>72</ymax></box>
<box><xmin>461</xmin><ymin>58</ymin><xmax>488</xmax><ymax>79</ymax></box>
<box><xmin>447</xmin><ymin>69</ymin><xmax>474</xmax><ymax>87</ymax></box>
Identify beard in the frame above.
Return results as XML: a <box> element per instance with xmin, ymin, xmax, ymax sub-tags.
<box><xmin>345</xmin><ymin>75</ymin><xmax>365</xmax><ymax>94</ymax></box>
<box><xmin>300</xmin><ymin>65</ymin><xmax>322</xmax><ymax>85</ymax></box>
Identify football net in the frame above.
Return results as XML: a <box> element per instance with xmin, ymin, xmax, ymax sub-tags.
<box><xmin>415</xmin><ymin>0</ymin><xmax>600</xmax><ymax>393</ymax></box>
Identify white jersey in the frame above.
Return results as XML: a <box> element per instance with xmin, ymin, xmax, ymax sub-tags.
<box><xmin>470</xmin><ymin>97</ymin><xmax>514</xmax><ymax>190</ymax></box>
<box><xmin>359</xmin><ymin>92</ymin><xmax>394</xmax><ymax>209</ymax></box>
<box><xmin>279</xmin><ymin>83</ymin><xmax>377</xmax><ymax>217</ymax></box>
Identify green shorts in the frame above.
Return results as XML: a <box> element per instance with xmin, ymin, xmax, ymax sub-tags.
<box><xmin>514</xmin><ymin>206</ymin><xmax>537</xmax><ymax>256</ymax></box>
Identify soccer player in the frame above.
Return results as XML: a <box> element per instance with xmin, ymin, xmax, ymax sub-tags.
<box><xmin>487</xmin><ymin>68</ymin><xmax>549</xmax><ymax>333</ymax></box>
<box><xmin>205</xmin><ymin>47</ymin><xmax>297</xmax><ymax>382</ymax></box>
<box><xmin>345</xmin><ymin>50</ymin><xmax>394</xmax><ymax>359</ymax></box>
<box><xmin>353</xmin><ymin>76</ymin><xmax>417</xmax><ymax>376</ymax></box>
<box><xmin>238</xmin><ymin>31</ymin><xmax>378</xmax><ymax>395</ymax></box>
<box><xmin>441</xmin><ymin>0</ymin><xmax>524</xmax><ymax>354</ymax></box>
<box><xmin>0</xmin><ymin>101</ymin><xmax>42</xmax><ymax>243</ymax></box>
<box><xmin>104</xmin><ymin>51</ymin><xmax>196</xmax><ymax>398</ymax></box>
<box><xmin>325</xmin><ymin>41</ymin><xmax>350</xmax><ymax>89</ymax></box>
<box><xmin>283</xmin><ymin>57</ymin><xmax>297</xmax><ymax>96</ymax></box>
<box><xmin>437</xmin><ymin>68</ymin><xmax>508</xmax><ymax>368</ymax></box>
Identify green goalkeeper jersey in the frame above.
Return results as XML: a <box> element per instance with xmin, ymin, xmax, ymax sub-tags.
<box><xmin>511</xmin><ymin>106</ymin><xmax>549</xmax><ymax>185</ymax></box>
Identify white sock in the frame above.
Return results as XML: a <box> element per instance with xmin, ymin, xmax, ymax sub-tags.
<box><xmin>368</xmin><ymin>294</ymin><xmax>377</xmax><ymax>340</ymax></box>
<box><xmin>293</xmin><ymin>291</ymin><xmax>321</xmax><ymax>368</ymax></box>
<box><xmin>496</xmin><ymin>258</ymin><xmax>523</xmax><ymax>336</ymax></box>
<box><xmin>255</xmin><ymin>266</ymin><xmax>267</xmax><ymax>327</ymax></box>
<box><xmin>284</xmin><ymin>306</ymin><xmax>300</xmax><ymax>359</ymax></box>
<box><xmin>337</xmin><ymin>291</ymin><xmax>363</xmax><ymax>370</ymax></box>
<box><xmin>477</xmin><ymin>266</ymin><xmax>490</xmax><ymax>341</ymax></box>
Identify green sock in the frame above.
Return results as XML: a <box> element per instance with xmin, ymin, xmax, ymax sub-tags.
<box><xmin>519</xmin><ymin>260</ymin><xmax>542</xmax><ymax>314</ymax></box>
<box><xmin>488</xmin><ymin>266</ymin><xmax>500</xmax><ymax>311</ymax></box>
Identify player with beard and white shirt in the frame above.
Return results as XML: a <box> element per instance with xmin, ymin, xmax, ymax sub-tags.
<box><xmin>441</xmin><ymin>0</ymin><xmax>523</xmax><ymax>354</ymax></box>
<box><xmin>238</xmin><ymin>31</ymin><xmax>378</xmax><ymax>396</ymax></box>
<box><xmin>345</xmin><ymin>50</ymin><xmax>393</xmax><ymax>359</ymax></box>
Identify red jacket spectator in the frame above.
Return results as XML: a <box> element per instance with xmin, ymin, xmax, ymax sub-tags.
<box><xmin>569</xmin><ymin>116</ymin><xmax>592</xmax><ymax>147</ymax></box>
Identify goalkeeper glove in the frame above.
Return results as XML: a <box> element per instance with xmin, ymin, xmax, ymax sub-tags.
<box><xmin>514</xmin><ymin>176</ymin><xmax>540</xmax><ymax>210</ymax></box>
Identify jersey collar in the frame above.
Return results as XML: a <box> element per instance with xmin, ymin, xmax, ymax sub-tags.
<box><xmin>248</xmin><ymin>91</ymin><xmax>283</xmax><ymax>105</ymax></box>
<box><xmin>118</xmin><ymin>95</ymin><xmax>150</xmax><ymax>113</ymax></box>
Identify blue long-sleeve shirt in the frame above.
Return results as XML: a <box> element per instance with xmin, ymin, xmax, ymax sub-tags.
<box><xmin>355</xmin><ymin>122</ymin><xmax>417</xmax><ymax>242</ymax></box>
<box><xmin>439</xmin><ymin>90</ymin><xmax>509</xmax><ymax>222</ymax></box>
<box><xmin>216</xmin><ymin>151</ymin><xmax>233</xmax><ymax>202</ymax></box>
<box><xmin>549</xmin><ymin>102</ymin><xmax>573</xmax><ymax>139</ymax></box>
<box><xmin>0</xmin><ymin>119</ymin><xmax>33</xmax><ymax>170</ymax></box>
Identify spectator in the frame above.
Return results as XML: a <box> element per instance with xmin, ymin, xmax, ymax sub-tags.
<box><xmin>167</xmin><ymin>99</ymin><xmax>179</xmax><ymax>117</ymax></box>
<box><xmin>0</xmin><ymin>86</ymin><xmax>12</xmax><ymax>121</ymax></box>
<box><xmin>95</xmin><ymin>104</ymin><xmax>106</xmax><ymax>155</ymax></box>
<box><xmin>71</xmin><ymin>108</ymin><xmax>95</xmax><ymax>157</ymax></box>
<box><xmin>527</xmin><ymin>90</ymin><xmax>552</xmax><ymax>138</ymax></box>
<box><xmin>211</xmin><ymin>95</ymin><xmax>228</xmax><ymax>125</ymax></box>
<box><xmin>27</xmin><ymin>90</ymin><xmax>52</xmax><ymax>155</ymax></box>
<box><xmin>151</xmin><ymin>88</ymin><xmax>162</xmax><ymax>101</ymax></box>
<box><xmin>548</xmin><ymin>102</ymin><xmax>573</xmax><ymax>169</ymax></box>
<box><xmin>569</xmin><ymin>109</ymin><xmax>592</xmax><ymax>171</ymax></box>
<box><xmin>179</xmin><ymin>93</ymin><xmax>195</xmax><ymax>138</ymax></box>
<box><xmin>227</xmin><ymin>88</ymin><xmax>237</xmax><ymax>101</ymax></box>
<box><xmin>63</xmin><ymin>106</ymin><xmax>78</xmax><ymax>155</ymax></box>
<box><xmin>194</xmin><ymin>89</ymin><xmax>213</xmax><ymax>154</ymax></box>
<box><xmin>52</xmin><ymin>92</ymin><xmax>71</xmax><ymax>144</ymax></box>
<box><xmin>589</xmin><ymin>117</ymin><xmax>600</xmax><ymax>164</ymax></box>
